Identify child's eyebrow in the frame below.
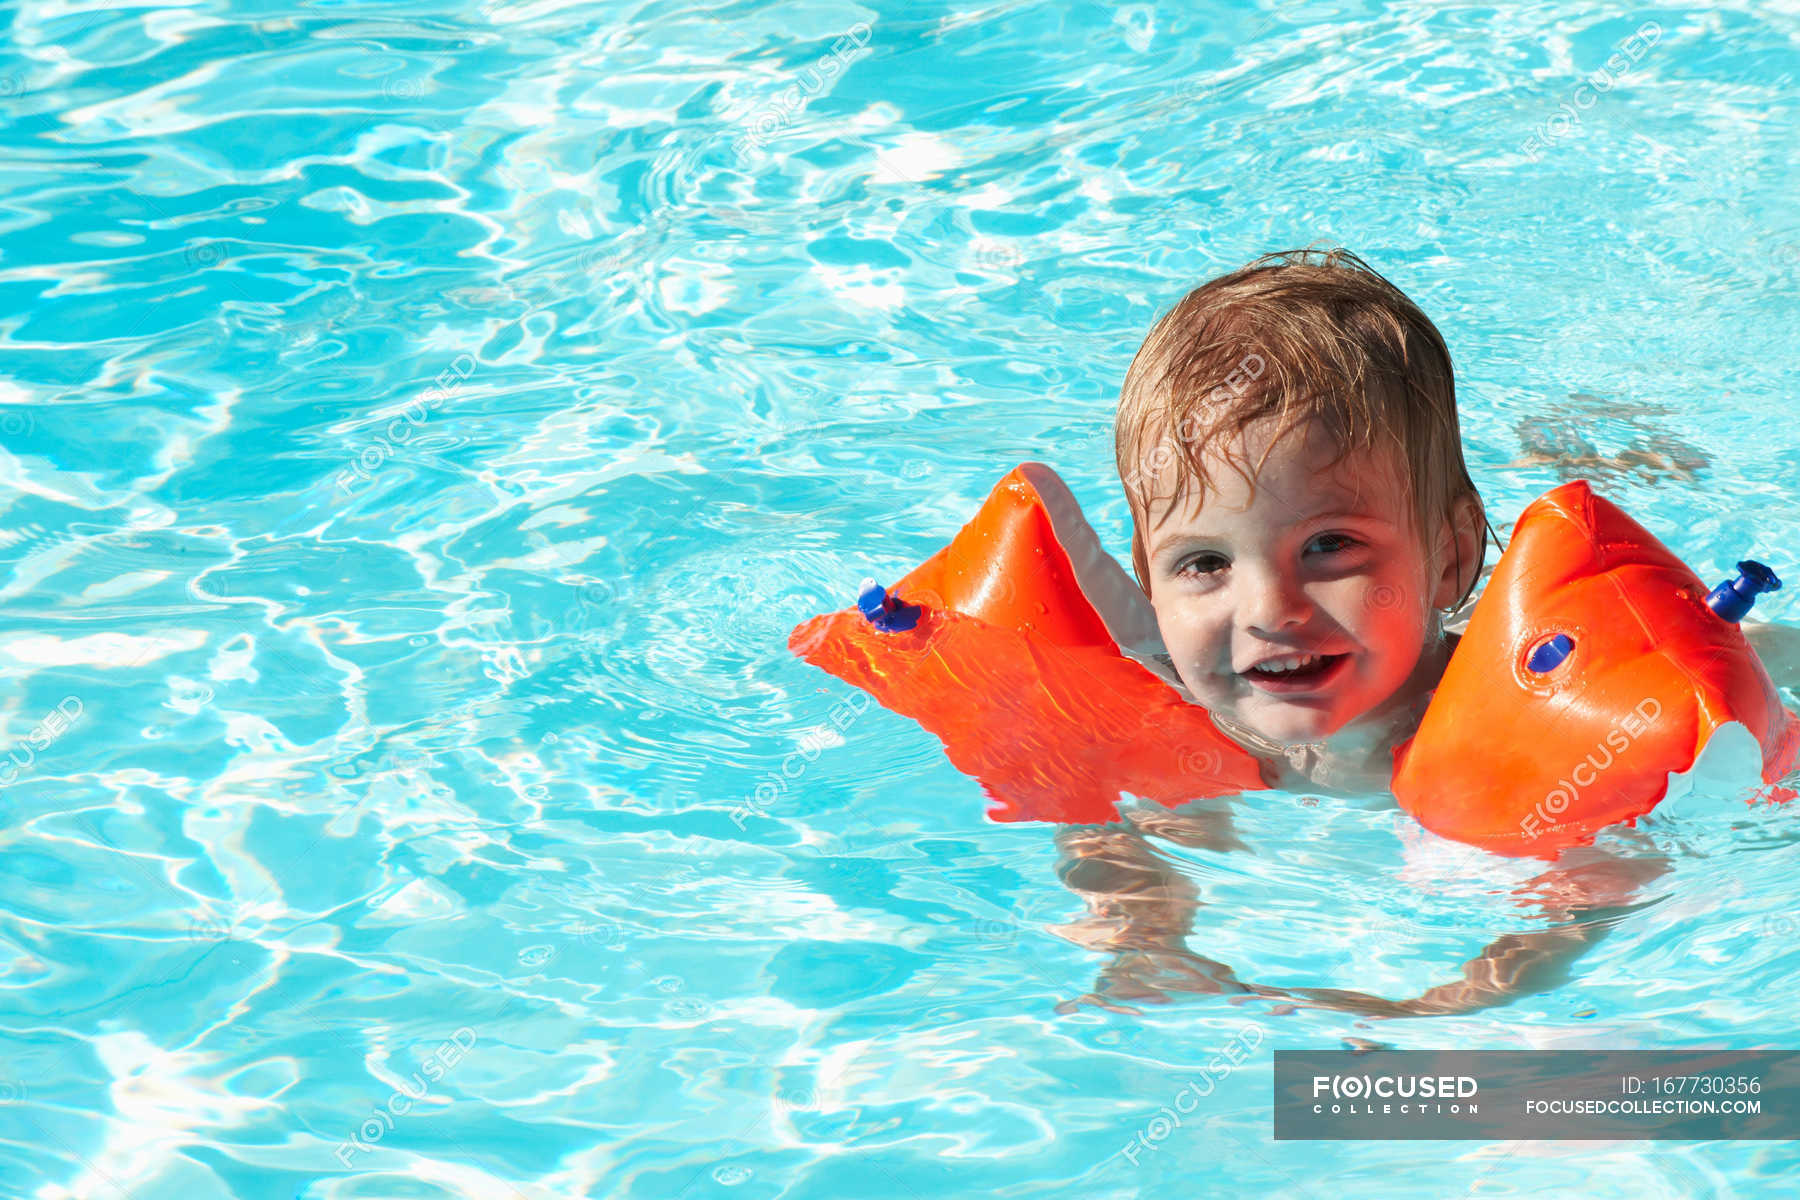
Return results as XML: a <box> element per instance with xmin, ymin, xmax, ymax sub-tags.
<box><xmin>1150</xmin><ymin>533</ymin><xmax>1216</xmax><ymax>555</ymax></box>
<box><xmin>1304</xmin><ymin>505</ymin><xmax>1394</xmax><ymax>524</ymax></box>
<box><xmin>1153</xmin><ymin>506</ymin><xmax>1394</xmax><ymax>546</ymax></box>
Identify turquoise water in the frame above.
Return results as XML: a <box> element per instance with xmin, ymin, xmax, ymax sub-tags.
<box><xmin>2</xmin><ymin>0</ymin><xmax>1799</xmax><ymax>1195</ymax></box>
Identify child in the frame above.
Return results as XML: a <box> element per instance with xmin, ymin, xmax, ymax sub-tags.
<box><xmin>1112</xmin><ymin>246</ymin><xmax>1496</xmax><ymax>793</ymax></box>
<box><xmin>1056</xmin><ymin>246</ymin><xmax>1516</xmax><ymax>1015</ymax></box>
<box><xmin>1112</xmin><ymin>248</ymin><xmax>1796</xmax><ymax>786</ymax></box>
<box><xmin>1053</xmin><ymin>247</ymin><xmax>1795</xmax><ymax>1016</ymax></box>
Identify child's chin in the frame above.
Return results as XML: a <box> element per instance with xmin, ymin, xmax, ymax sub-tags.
<box><xmin>1237</xmin><ymin>701</ymin><xmax>1346</xmax><ymax>748</ymax></box>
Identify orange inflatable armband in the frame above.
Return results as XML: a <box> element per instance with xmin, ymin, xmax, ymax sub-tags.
<box><xmin>787</xmin><ymin>463</ymin><xmax>1265</xmax><ymax>823</ymax></box>
<box><xmin>1392</xmin><ymin>480</ymin><xmax>1799</xmax><ymax>853</ymax></box>
<box><xmin>791</xmin><ymin>466</ymin><xmax>1799</xmax><ymax>852</ymax></box>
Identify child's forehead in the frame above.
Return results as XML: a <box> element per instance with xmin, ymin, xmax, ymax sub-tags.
<box><xmin>1137</xmin><ymin>418</ymin><xmax>1405</xmax><ymax>519</ymax></box>
<box><xmin>1153</xmin><ymin>466</ymin><xmax>1391</xmax><ymax>530</ymax></box>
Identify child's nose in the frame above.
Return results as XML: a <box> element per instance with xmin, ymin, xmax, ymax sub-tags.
<box><xmin>1240</xmin><ymin>566</ymin><xmax>1313</xmax><ymax>634</ymax></box>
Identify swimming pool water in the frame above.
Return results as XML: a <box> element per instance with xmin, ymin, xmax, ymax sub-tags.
<box><xmin>2</xmin><ymin>1</ymin><xmax>1799</xmax><ymax>1196</ymax></box>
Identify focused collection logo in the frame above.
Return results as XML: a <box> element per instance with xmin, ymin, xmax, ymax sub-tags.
<box><xmin>1311</xmin><ymin>1073</ymin><xmax>1480</xmax><ymax>1115</ymax></box>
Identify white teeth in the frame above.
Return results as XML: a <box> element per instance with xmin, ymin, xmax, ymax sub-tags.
<box><xmin>1253</xmin><ymin>653</ymin><xmax>1323</xmax><ymax>674</ymax></box>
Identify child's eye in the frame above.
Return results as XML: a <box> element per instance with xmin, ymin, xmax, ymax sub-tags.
<box><xmin>1308</xmin><ymin>532</ymin><xmax>1360</xmax><ymax>555</ymax></box>
<box><xmin>1176</xmin><ymin>553</ymin><xmax>1229</xmax><ymax>577</ymax></box>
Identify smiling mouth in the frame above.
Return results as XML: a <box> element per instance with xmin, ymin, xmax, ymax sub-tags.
<box><xmin>1241</xmin><ymin>652</ymin><xmax>1350</xmax><ymax>691</ymax></box>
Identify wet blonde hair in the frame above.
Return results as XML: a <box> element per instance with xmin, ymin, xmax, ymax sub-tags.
<box><xmin>1115</xmin><ymin>246</ymin><xmax>1497</xmax><ymax>609</ymax></box>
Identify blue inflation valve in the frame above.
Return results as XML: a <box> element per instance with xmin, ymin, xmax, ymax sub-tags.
<box><xmin>1526</xmin><ymin>632</ymin><xmax>1575</xmax><ymax>673</ymax></box>
<box><xmin>1706</xmin><ymin>560</ymin><xmax>1782</xmax><ymax>623</ymax></box>
<box><xmin>857</xmin><ymin>577</ymin><xmax>921</xmax><ymax>632</ymax></box>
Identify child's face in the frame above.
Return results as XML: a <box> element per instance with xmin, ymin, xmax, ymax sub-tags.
<box><xmin>1137</xmin><ymin>418</ymin><xmax>1456</xmax><ymax>749</ymax></box>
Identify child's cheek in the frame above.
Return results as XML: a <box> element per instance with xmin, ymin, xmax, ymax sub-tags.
<box><xmin>1347</xmin><ymin>574</ymin><xmax>1431</xmax><ymax>668</ymax></box>
<box><xmin>1153</xmin><ymin>601</ymin><xmax>1226</xmax><ymax>692</ymax></box>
